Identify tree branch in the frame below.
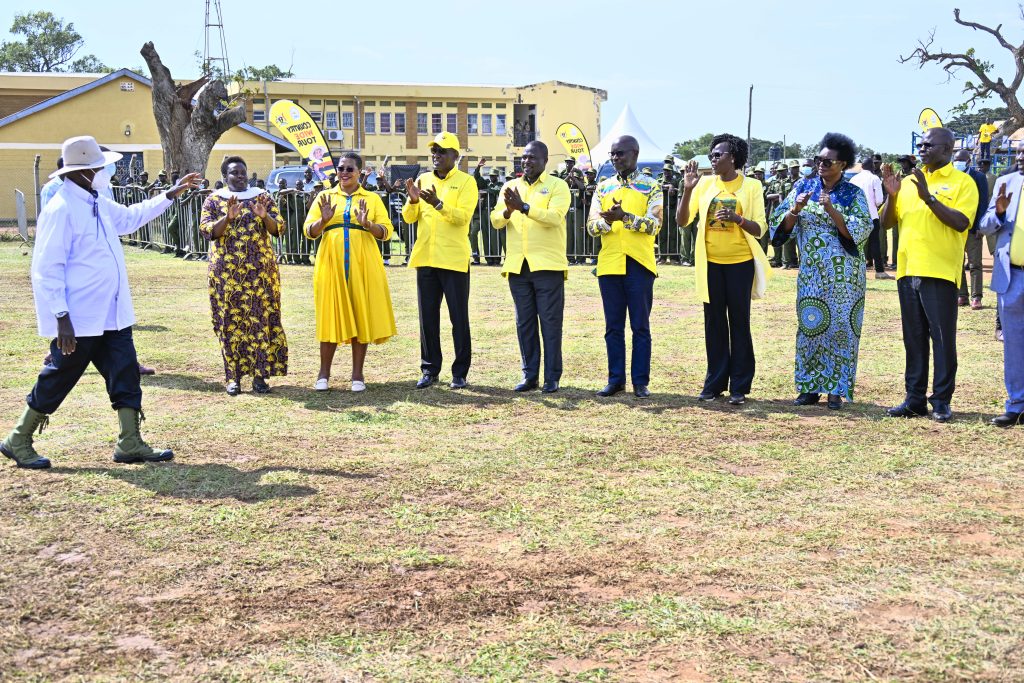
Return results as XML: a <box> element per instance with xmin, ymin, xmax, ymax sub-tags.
<box><xmin>954</xmin><ymin>7</ymin><xmax>1014</xmax><ymax>52</ymax></box>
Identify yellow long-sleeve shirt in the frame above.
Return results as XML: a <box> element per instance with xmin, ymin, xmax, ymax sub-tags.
<box><xmin>402</xmin><ymin>167</ymin><xmax>478</xmax><ymax>272</ymax></box>
<box><xmin>490</xmin><ymin>173</ymin><xmax>571</xmax><ymax>277</ymax></box>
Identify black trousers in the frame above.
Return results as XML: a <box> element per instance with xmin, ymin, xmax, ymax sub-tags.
<box><xmin>417</xmin><ymin>266</ymin><xmax>472</xmax><ymax>378</ymax></box>
<box><xmin>703</xmin><ymin>260</ymin><xmax>756</xmax><ymax>395</ymax></box>
<box><xmin>897</xmin><ymin>276</ymin><xmax>958</xmax><ymax>406</ymax></box>
<box><xmin>866</xmin><ymin>218</ymin><xmax>885</xmax><ymax>272</ymax></box>
<box><xmin>508</xmin><ymin>261</ymin><xmax>564</xmax><ymax>384</ymax></box>
<box><xmin>28</xmin><ymin>326</ymin><xmax>142</xmax><ymax>414</ymax></box>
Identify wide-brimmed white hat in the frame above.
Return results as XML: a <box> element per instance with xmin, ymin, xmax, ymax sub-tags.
<box><xmin>50</xmin><ymin>135</ymin><xmax>122</xmax><ymax>179</ymax></box>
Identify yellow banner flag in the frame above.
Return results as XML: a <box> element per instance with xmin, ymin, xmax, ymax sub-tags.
<box><xmin>918</xmin><ymin>108</ymin><xmax>943</xmax><ymax>131</ymax></box>
<box><xmin>269</xmin><ymin>100</ymin><xmax>337</xmax><ymax>181</ymax></box>
<box><xmin>556</xmin><ymin>122</ymin><xmax>592</xmax><ymax>169</ymax></box>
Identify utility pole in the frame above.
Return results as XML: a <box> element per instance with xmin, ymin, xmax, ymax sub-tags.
<box><xmin>746</xmin><ymin>84</ymin><xmax>753</xmax><ymax>149</ymax></box>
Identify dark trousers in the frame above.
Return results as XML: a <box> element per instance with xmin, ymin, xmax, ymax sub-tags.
<box><xmin>703</xmin><ymin>260</ymin><xmax>756</xmax><ymax>395</ymax></box>
<box><xmin>417</xmin><ymin>266</ymin><xmax>472</xmax><ymax>379</ymax></box>
<box><xmin>28</xmin><ymin>327</ymin><xmax>142</xmax><ymax>414</ymax></box>
<box><xmin>980</xmin><ymin>141</ymin><xmax>992</xmax><ymax>159</ymax></box>
<box><xmin>958</xmin><ymin>230</ymin><xmax>985</xmax><ymax>300</ymax></box>
<box><xmin>598</xmin><ymin>256</ymin><xmax>655</xmax><ymax>386</ymax></box>
<box><xmin>508</xmin><ymin>261</ymin><xmax>564</xmax><ymax>383</ymax></box>
<box><xmin>897</xmin><ymin>276</ymin><xmax>958</xmax><ymax>406</ymax></box>
<box><xmin>866</xmin><ymin>218</ymin><xmax>885</xmax><ymax>272</ymax></box>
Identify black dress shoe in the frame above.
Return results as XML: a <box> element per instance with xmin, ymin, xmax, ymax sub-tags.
<box><xmin>930</xmin><ymin>402</ymin><xmax>952</xmax><ymax>423</ymax></box>
<box><xmin>450</xmin><ymin>377</ymin><xmax>468</xmax><ymax>389</ymax></box>
<box><xmin>793</xmin><ymin>392</ymin><xmax>821</xmax><ymax>406</ymax></box>
<box><xmin>886</xmin><ymin>401</ymin><xmax>928</xmax><ymax>418</ymax></box>
<box><xmin>827</xmin><ymin>394</ymin><xmax>843</xmax><ymax>410</ymax></box>
<box><xmin>252</xmin><ymin>377</ymin><xmax>271</xmax><ymax>394</ymax></box>
<box><xmin>514</xmin><ymin>379</ymin><xmax>538</xmax><ymax>392</ymax></box>
<box><xmin>991</xmin><ymin>411</ymin><xmax>1023</xmax><ymax>428</ymax></box>
<box><xmin>541</xmin><ymin>381</ymin><xmax>559</xmax><ymax>394</ymax></box>
<box><xmin>415</xmin><ymin>374</ymin><xmax>437</xmax><ymax>389</ymax></box>
<box><xmin>727</xmin><ymin>393</ymin><xmax>746</xmax><ymax>405</ymax></box>
<box><xmin>596</xmin><ymin>383</ymin><xmax>625</xmax><ymax>397</ymax></box>
<box><xmin>697</xmin><ymin>391</ymin><xmax>721</xmax><ymax>402</ymax></box>
<box><xmin>633</xmin><ymin>385</ymin><xmax>651</xmax><ymax>398</ymax></box>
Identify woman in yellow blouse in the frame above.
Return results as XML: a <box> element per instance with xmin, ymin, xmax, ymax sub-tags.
<box><xmin>676</xmin><ymin>134</ymin><xmax>770</xmax><ymax>406</ymax></box>
<box><xmin>303</xmin><ymin>153</ymin><xmax>397</xmax><ymax>392</ymax></box>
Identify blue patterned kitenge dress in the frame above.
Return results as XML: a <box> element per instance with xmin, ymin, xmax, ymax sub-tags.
<box><xmin>770</xmin><ymin>178</ymin><xmax>871</xmax><ymax>399</ymax></box>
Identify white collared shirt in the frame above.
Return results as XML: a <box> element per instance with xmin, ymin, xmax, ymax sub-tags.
<box><xmin>850</xmin><ymin>170</ymin><xmax>884</xmax><ymax>220</ymax></box>
<box><xmin>32</xmin><ymin>180</ymin><xmax>173</xmax><ymax>338</ymax></box>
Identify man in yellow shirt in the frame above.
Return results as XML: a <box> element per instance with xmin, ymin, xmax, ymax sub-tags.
<box><xmin>880</xmin><ymin>127</ymin><xmax>979</xmax><ymax>422</ymax></box>
<box><xmin>490</xmin><ymin>141</ymin><xmax>571</xmax><ymax>393</ymax></box>
<box><xmin>586</xmin><ymin>135</ymin><xmax>663</xmax><ymax>398</ymax></box>
<box><xmin>978</xmin><ymin>120</ymin><xmax>998</xmax><ymax>160</ymax></box>
<box><xmin>403</xmin><ymin>132</ymin><xmax>479</xmax><ymax>389</ymax></box>
<box><xmin>979</xmin><ymin>142</ymin><xmax>1024</xmax><ymax>427</ymax></box>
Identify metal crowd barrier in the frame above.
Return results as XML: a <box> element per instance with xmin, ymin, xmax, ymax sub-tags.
<box><xmin>114</xmin><ymin>183</ymin><xmax>692</xmax><ymax>266</ymax></box>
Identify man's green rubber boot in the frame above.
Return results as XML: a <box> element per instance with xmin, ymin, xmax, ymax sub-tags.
<box><xmin>0</xmin><ymin>406</ymin><xmax>51</xmax><ymax>469</ymax></box>
<box><xmin>113</xmin><ymin>408</ymin><xmax>174</xmax><ymax>464</ymax></box>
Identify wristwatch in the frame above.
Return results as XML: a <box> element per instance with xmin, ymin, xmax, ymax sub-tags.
<box><xmin>56</xmin><ymin>311</ymin><xmax>68</xmax><ymax>319</ymax></box>
<box><xmin>521</xmin><ymin>203</ymin><xmax>531</xmax><ymax>216</ymax></box>
<box><xmin>926</xmin><ymin>195</ymin><xmax>937</xmax><ymax>206</ymax></box>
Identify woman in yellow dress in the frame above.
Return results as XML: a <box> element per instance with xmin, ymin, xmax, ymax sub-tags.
<box><xmin>304</xmin><ymin>152</ymin><xmax>396</xmax><ymax>391</ymax></box>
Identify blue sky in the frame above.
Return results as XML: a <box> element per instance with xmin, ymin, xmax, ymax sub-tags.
<box><xmin>4</xmin><ymin>1</ymin><xmax>1018</xmax><ymax>153</ymax></box>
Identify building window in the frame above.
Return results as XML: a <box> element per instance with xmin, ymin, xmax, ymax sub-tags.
<box><xmin>431</xmin><ymin>101</ymin><xmax>442</xmax><ymax>108</ymax></box>
<box><xmin>310</xmin><ymin>111</ymin><xmax>322</xmax><ymax>123</ymax></box>
<box><xmin>468</xmin><ymin>114</ymin><xmax>479</xmax><ymax>135</ymax></box>
<box><xmin>253</xmin><ymin>110</ymin><xmax>265</xmax><ymax>123</ymax></box>
<box><xmin>342</xmin><ymin>111</ymin><xmax>354</xmax><ymax>128</ymax></box>
<box><xmin>379</xmin><ymin>101</ymin><xmax>391</xmax><ymax>106</ymax></box>
<box><xmin>446</xmin><ymin>113</ymin><xmax>457</xmax><ymax>133</ymax></box>
<box><xmin>417</xmin><ymin>113</ymin><xmax>428</xmax><ymax>135</ymax></box>
<box><xmin>326</xmin><ymin>99</ymin><xmax>338</xmax><ymax>106</ymax></box>
<box><xmin>380</xmin><ymin>113</ymin><xmax>392</xmax><ymax>134</ymax></box>
<box><xmin>396</xmin><ymin>113</ymin><xmax>406</xmax><ymax>134</ymax></box>
<box><xmin>496</xmin><ymin>114</ymin><xmax>507</xmax><ymax>135</ymax></box>
<box><xmin>481</xmin><ymin>114</ymin><xmax>492</xmax><ymax>135</ymax></box>
<box><xmin>431</xmin><ymin>113</ymin><xmax>442</xmax><ymax>134</ymax></box>
<box><xmin>364</xmin><ymin>112</ymin><xmax>375</xmax><ymax>134</ymax></box>
<box><xmin>325</xmin><ymin>111</ymin><xmax>338</xmax><ymax>129</ymax></box>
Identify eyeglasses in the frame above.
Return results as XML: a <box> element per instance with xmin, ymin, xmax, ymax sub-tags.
<box><xmin>608</xmin><ymin>150</ymin><xmax>632</xmax><ymax>158</ymax></box>
<box><xmin>338</xmin><ymin>166</ymin><xmax>358</xmax><ymax>173</ymax></box>
<box><xmin>813</xmin><ymin>157</ymin><xmax>842</xmax><ymax>168</ymax></box>
<box><xmin>708</xmin><ymin>152</ymin><xmax>731</xmax><ymax>161</ymax></box>
<box><xmin>916</xmin><ymin>142</ymin><xmax>937</xmax><ymax>150</ymax></box>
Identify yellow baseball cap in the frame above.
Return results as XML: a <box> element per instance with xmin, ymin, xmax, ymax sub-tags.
<box><xmin>430</xmin><ymin>131</ymin><xmax>460</xmax><ymax>154</ymax></box>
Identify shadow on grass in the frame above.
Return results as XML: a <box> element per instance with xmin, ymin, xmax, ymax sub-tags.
<box><xmin>51</xmin><ymin>463</ymin><xmax>375</xmax><ymax>502</ymax></box>
<box><xmin>142</xmin><ymin>373</ymin><xmax>227</xmax><ymax>393</ymax></box>
<box><xmin>134</xmin><ymin>324</ymin><xmax>170</xmax><ymax>332</ymax></box>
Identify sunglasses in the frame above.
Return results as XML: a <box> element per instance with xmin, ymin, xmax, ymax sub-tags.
<box><xmin>916</xmin><ymin>142</ymin><xmax>939</xmax><ymax>150</ymax></box>
<box><xmin>813</xmin><ymin>157</ymin><xmax>842</xmax><ymax>168</ymax></box>
<box><xmin>338</xmin><ymin>166</ymin><xmax>358</xmax><ymax>173</ymax></box>
<box><xmin>608</xmin><ymin>150</ymin><xmax>633</xmax><ymax>158</ymax></box>
<box><xmin>708</xmin><ymin>151</ymin><xmax>731</xmax><ymax>161</ymax></box>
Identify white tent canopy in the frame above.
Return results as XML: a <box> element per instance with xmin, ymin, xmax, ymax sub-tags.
<box><xmin>590</xmin><ymin>104</ymin><xmax>684</xmax><ymax>170</ymax></box>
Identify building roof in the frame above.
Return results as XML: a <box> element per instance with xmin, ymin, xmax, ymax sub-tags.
<box><xmin>0</xmin><ymin>68</ymin><xmax>292</xmax><ymax>150</ymax></box>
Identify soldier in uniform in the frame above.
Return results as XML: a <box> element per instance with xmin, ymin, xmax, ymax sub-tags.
<box><xmin>583</xmin><ymin>168</ymin><xmax>600</xmax><ymax>264</ymax></box>
<box><xmin>558</xmin><ymin>156</ymin><xmax>587</xmax><ymax>263</ymax></box>
<box><xmin>657</xmin><ymin>157</ymin><xmax>680</xmax><ymax>263</ymax></box>
<box><xmin>779</xmin><ymin>160</ymin><xmax>801</xmax><ymax>268</ymax></box>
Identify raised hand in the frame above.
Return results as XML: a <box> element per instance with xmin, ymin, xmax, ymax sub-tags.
<box><xmin>599</xmin><ymin>198</ymin><xmax>626</xmax><ymax>224</ymax></box>
<box><xmin>477</xmin><ymin>157</ymin><xmax>487</xmax><ymax>168</ymax></box>
<box><xmin>793</xmin><ymin>192</ymin><xmax>812</xmax><ymax>213</ymax></box>
<box><xmin>683</xmin><ymin>160</ymin><xmax>700</xmax><ymax>190</ymax></box>
<box><xmin>503</xmin><ymin>186</ymin><xmax>525</xmax><ymax>212</ymax></box>
<box><xmin>355</xmin><ymin>198</ymin><xmax>370</xmax><ymax>228</ymax></box>
<box><xmin>317</xmin><ymin>193</ymin><xmax>336</xmax><ymax>224</ymax></box>
<box><xmin>252</xmin><ymin>194</ymin><xmax>269</xmax><ymax>218</ymax></box>
<box><xmin>715</xmin><ymin>205</ymin><xmax>741</xmax><ymax>224</ymax></box>
<box><xmin>880</xmin><ymin>164</ymin><xmax>901</xmax><ymax>196</ymax></box>
<box><xmin>817</xmin><ymin>190</ymin><xmax>833</xmax><ymax>212</ymax></box>
<box><xmin>910</xmin><ymin>168</ymin><xmax>931</xmax><ymax>202</ymax></box>
<box><xmin>405</xmin><ymin>178</ymin><xmax>421</xmax><ymax>203</ymax></box>
<box><xmin>995</xmin><ymin>182</ymin><xmax>1014</xmax><ymax>216</ymax></box>
<box><xmin>225</xmin><ymin>195</ymin><xmax>241</xmax><ymax>221</ymax></box>
<box><xmin>168</xmin><ymin>172</ymin><xmax>202</xmax><ymax>199</ymax></box>
<box><xmin>420</xmin><ymin>186</ymin><xmax>441</xmax><ymax>208</ymax></box>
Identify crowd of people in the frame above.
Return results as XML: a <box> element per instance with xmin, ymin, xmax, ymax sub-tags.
<box><xmin>3</xmin><ymin>127</ymin><xmax>1022</xmax><ymax>470</ymax></box>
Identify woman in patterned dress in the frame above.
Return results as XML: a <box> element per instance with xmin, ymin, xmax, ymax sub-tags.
<box><xmin>303</xmin><ymin>152</ymin><xmax>396</xmax><ymax>392</ymax></box>
<box><xmin>199</xmin><ymin>156</ymin><xmax>289</xmax><ymax>395</ymax></box>
<box><xmin>771</xmin><ymin>133</ymin><xmax>871</xmax><ymax>410</ymax></box>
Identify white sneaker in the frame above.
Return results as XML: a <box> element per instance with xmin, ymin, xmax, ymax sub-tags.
<box><xmin>351</xmin><ymin>380</ymin><xmax>366</xmax><ymax>392</ymax></box>
<box><xmin>314</xmin><ymin>378</ymin><xmax>329</xmax><ymax>391</ymax></box>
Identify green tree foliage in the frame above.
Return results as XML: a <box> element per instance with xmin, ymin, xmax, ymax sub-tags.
<box><xmin>243</xmin><ymin>65</ymin><xmax>294</xmax><ymax>81</ymax></box>
<box><xmin>945</xmin><ymin>105</ymin><xmax>1011</xmax><ymax>137</ymax></box>
<box><xmin>673</xmin><ymin>133</ymin><xmax>802</xmax><ymax>163</ymax></box>
<box><xmin>0</xmin><ymin>11</ymin><xmax>107</xmax><ymax>72</ymax></box>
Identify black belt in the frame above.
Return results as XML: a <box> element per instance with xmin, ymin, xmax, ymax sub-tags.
<box><xmin>322</xmin><ymin>222</ymin><xmax>367</xmax><ymax>234</ymax></box>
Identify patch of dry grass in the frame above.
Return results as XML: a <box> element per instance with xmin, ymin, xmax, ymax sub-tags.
<box><xmin>0</xmin><ymin>243</ymin><xmax>1021</xmax><ymax>681</ymax></box>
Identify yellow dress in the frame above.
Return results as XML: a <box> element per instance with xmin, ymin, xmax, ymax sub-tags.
<box><xmin>303</xmin><ymin>186</ymin><xmax>397</xmax><ymax>344</ymax></box>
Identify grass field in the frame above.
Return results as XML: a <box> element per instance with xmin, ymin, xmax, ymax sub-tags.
<box><xmin>1</xmin><ymin>240</ymin><xmax>1022</xmax><ymax>682</ymax></box>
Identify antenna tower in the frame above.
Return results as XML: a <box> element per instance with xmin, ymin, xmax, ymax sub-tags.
<box><xmin>203</xmin><ymin>0</ymin><xmax>231</xmax><ymax>77</ymax></box>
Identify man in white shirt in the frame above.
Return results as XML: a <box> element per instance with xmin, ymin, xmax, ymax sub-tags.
<box><xmin>850</xmin><ymin>157</ymin><xmax>893</xmax><ymax>280</ymax></box>
<box><xmin>1</xmin><ymin>136</ymin><xmax>199</xmax><ymax>470</ymax></box>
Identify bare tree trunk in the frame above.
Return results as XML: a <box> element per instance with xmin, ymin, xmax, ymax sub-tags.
<box><xmin>140</xmin><ymin>42</ymin><xmax>247</xmax><ymax>176</ymax></box>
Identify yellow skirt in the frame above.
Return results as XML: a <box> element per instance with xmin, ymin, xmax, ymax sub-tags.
<box><xmin>313</xmin><ymin>227</ymin><xmax>397</xmax><ymax>344</ymax></box>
